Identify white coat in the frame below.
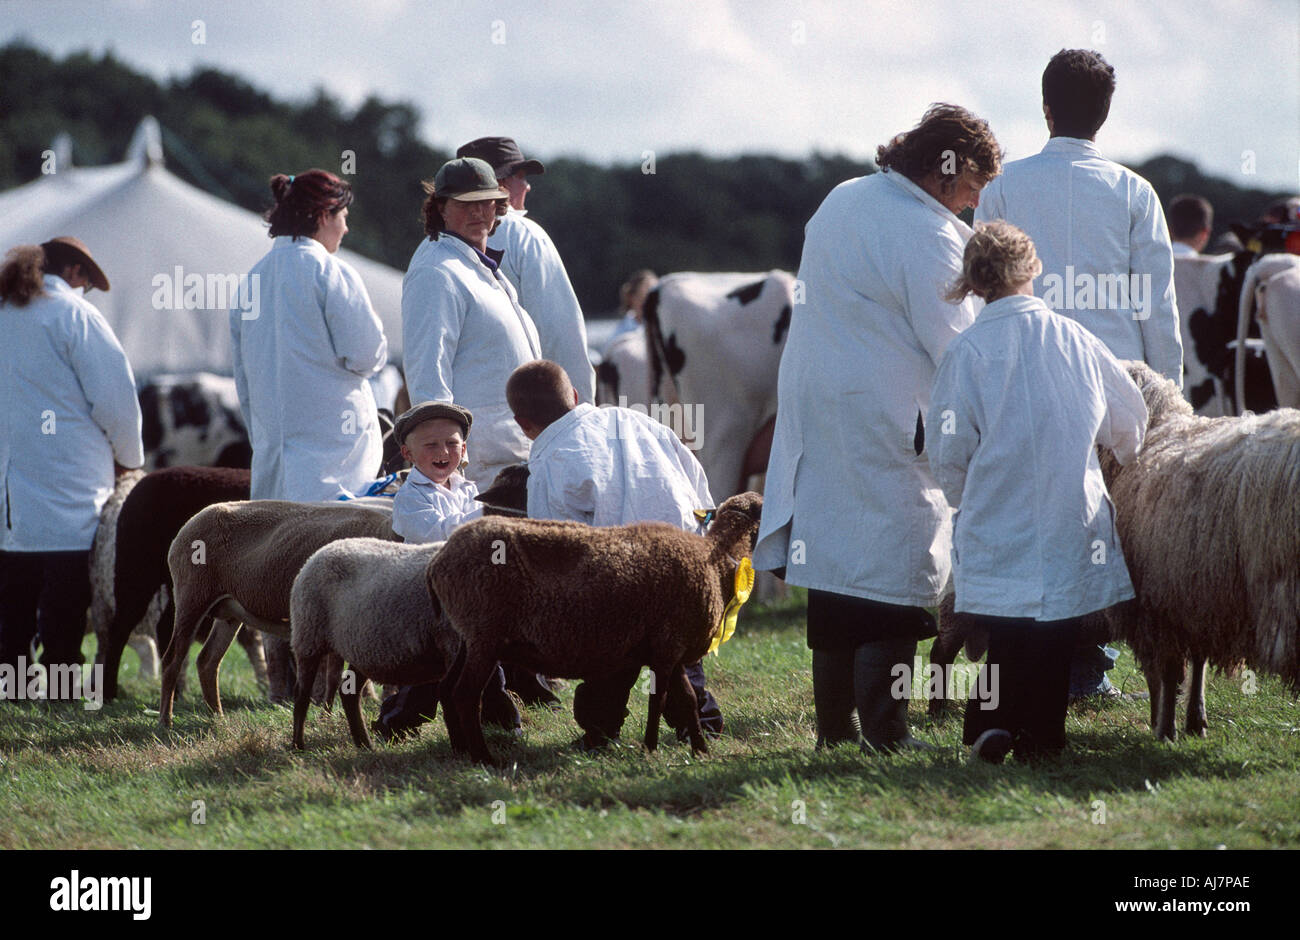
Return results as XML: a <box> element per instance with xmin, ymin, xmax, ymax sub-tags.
<box><xmin>489</xmin><ymin>209</ymin><xmax>597</xmax><ymax>403</ymax></box>
<box><xmin>1</xmin><ymin>275</ymin><xmax>144</xmax><ymax>551</ymax></box>
<box><xmin>230</xmin><ymin>236</ymin><xmax>387</xmax><ymax>502</ymax></box>
<box><xmin>927</xmin><ymin>294</ymin><xmax>1148</xmax><ymax>619</ymax></box>
<box><xmin>391</xmin><ymin>468</ymin><xmax>483</xmax><ymax>543</ymax></box>
<box><xmin>975</xmin><ymin>137</ymin><xmax>1183</xmax><ymax>386</ymax></box>
<box><xmin>752</xmin><ymin>171</ymin><xmax>979</xmax><ymax>607</ymax></box>
<box><xmin>401</xmin><ymin>234</ymin><xmax>542</xmax><ymax>488</ymax></box>
<box><xmin>526</xmin><ymin>403</ymin><xmax>714</xmax><ymax>530</ymax></box>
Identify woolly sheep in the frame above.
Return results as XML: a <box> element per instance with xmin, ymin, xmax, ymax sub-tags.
<box><xmin>91</xmin><ymin>465</ymin><xmax>263</xmax><ymax>701</ymax></box>
<box><xmin>289</xmin><ymin>538</ymin><xmax>460</xmax><ymax>750</ymax></box>
<box><xmin>159</xmin><ymin>498</ymin><xmax>399</xmax><ymax>728</ymax></box>
<box><xmin>426</xmin><ymin>491</ymin><xmax>764</xmax><ymax>765</ymax></box>
<box><xmin>89</xmin><ymin>470</ymin><xmax>161</xmax><ymax>682</ymax></box>
<box><xmin>1099</xmin><ymin>360</ymin><xmax>1300</xmax><ymax>740</ymax></box>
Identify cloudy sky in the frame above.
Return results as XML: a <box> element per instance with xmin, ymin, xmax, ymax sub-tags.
<box><xmin>5</xmin><ymin>0</ymin><xmax>1298</xmax><ymax>190</ymax></box>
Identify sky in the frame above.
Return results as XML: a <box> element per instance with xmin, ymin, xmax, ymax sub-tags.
<box><xmin>3</xmin><ymin>0</ymin><xmax>1298</xmax><ymax>190</ymax></box>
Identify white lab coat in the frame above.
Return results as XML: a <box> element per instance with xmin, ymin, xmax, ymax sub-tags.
<box><xmin>526</xmin><ymin>403</ymin><xmax>714</xmax><ymax>530</ymax></box>
<box><xmin>231</xmin><ymin>236</ymin><xmax>387</xmax><ymax>502</ymax></box>
<box><xmin>1</xmin><ymin>275</ymin><xmax>144</xmax><ymax>551</ymax></box>
<box><xmin>401</xmin><ymin>234</ymin><xmax>542</xmax><ymax>488</ymax></box>
<box><xmin>975</xmin><ymin>137</ymin><xmax>1183</xmax><ymax>386</ymax></box>
<box><xmin>927</xmin><ymin>294</ymin><xmax>1147</xmax><ymax>619</ymax></box>
<box><xmin>752</xmin><ymin>171</ymin><xmax>979</xmax><ymax>606</ymax></box>
<box><xmin>489</xmin><ymin>209</ymin><xmax>597</xmax><ymax>403</ymax></box>
<box><xmin>391</xmin><ymin>468</ymin><xmax>483</xmax><ymax>543</ymax></box>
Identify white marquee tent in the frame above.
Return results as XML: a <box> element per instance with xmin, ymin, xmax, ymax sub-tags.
<box><xmin>0</xmin><ymin>118</ymin><xmax>406</xmax><ymax>377</ymax></box>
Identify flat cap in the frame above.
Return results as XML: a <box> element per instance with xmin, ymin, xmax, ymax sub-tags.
<box><xmin>394</xmin><ymin>401</ymin><xmax>473</xmax><ymax>443</ymax></box>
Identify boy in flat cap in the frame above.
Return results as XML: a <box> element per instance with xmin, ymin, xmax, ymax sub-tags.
<box><xmin>391</xmin><ymin>401</ymin><xmax>482</xmax><ymax>543</ymax></box>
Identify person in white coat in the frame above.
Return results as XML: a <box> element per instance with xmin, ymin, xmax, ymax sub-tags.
<box><xmin>401</xmin><ymin>157</ymin><xmax>542</xmax><ymax>489</ymax></box>
<box><xmin>927</xmin><ymin>221</ymin><xmax>1147</xmax><ymax>762</ymax></box>
<box><xmin>752</xmin><ymin>104</ymin><xmax>1004</xmax><ymax>752</ymax></box>
<box><xmin>973</xmin><ymin>48</ymin><xmax>1181</xmax><ymax>700</ymax></box>
<box><xmin>506</xmin><ymin>359</ymin><xmax>723</xmax><ymax>749</ymax></box>
<box><xmin>231</xmin><ymin>169</ymin><xmax>388</xmax><ymax>502</ymax></box>
<box><xmin>0</xmin><ymin>238</ymin><xmax>144</xmax><ymax>693</ymax></box>
<box><xmin>456</xmin><ymin>137</ymin><xmax>597</xmax><ymax>404</ymax></box>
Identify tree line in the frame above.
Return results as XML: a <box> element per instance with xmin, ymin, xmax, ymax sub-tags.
<box><xmin>1</xmin><ymin>42</ymin><xmax>1291</xmax><ymax>315</ymax></box>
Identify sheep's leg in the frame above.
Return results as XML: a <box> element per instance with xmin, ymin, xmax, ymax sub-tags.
<box><xmin>440</xmin><ymin>645</ymin><xmax>468</xmax><ymax>754</ymax></box>
<box><xmin>673</xmin><ymin>664</ymin><xmax>708</xmax><ymax>756</ymax></box>
<box><xmin>1185</xmin><ymin>657</ymin><xmax>1208</xmax><ymax>738</ymax></box>
<box><xmin>195</xmin><ymin>618</ymin><xmax>240</xmax><ymax>716</ymax></box>
<box><xmin>158</xmin><ymin>590</ymin><xmax>212</xmax><ymax>729</ymax></box>
<box><xmin>1152</xmin><ymin>658</ymin><xmax>1183</xmax><ymax>742</ymax></box>
<box><xmin>340</xmin><ymin>664</ymin><xmax>373</xmax><ymax>749</ymax></box>
<box><xmin>644</xmin><ymin>667</ymin><xmax>670</xmax><ymax>752</ymax></box>
<box><xmin>263</xmin><ymin>636</ymin><xmax>296</xmax><ymax>705</ymax></box>
<box><xmin>292</xmin><ymin>650</ymin><xmax>324</xmax><ymax>750</ymax></box>
<box><xmin>235</xmin><ymin>624</ymin><xmax>269</xmax><ymax>696</ymax></box>
<box><xmin>451</xmin><ymin>645</ymin><xmax>500</xmax><ymax>765</ymax></box>
<box><xmin>128</xmin><ymin>632</ymin><xmax>160</xmax><ymax>681</ymax></box>
<box><xmin>927</xmin><ymin>626</ymin><xmax>965</xmax><ymax>718</ymax></box>
<box><xmin>96</xmin><ymin>610</ymin><xmax>129</xmax><ymax>702</ymax></box>
<box><xmin>321</xmin><ymin>652</ymin><xmax>344</xmax><ymax>713</ymax></box>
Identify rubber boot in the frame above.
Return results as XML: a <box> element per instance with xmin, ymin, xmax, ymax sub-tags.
<box><xmin>853</xmin><ymin>638</ymin><xmax>935</xmax><ymax>753</ymax></box>
<box><xmin>812</xmin><ymin>649</ymin><xmax>862</xmax><ymax>747</ymax></box>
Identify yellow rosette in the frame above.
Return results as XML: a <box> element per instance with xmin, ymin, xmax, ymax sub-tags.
<box><xmin>709</xmin><ymin>557</ymin><xmax>754</xmax><ymax>655</ymax></box>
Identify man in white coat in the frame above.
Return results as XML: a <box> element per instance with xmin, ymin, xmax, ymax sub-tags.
<box><xmin>456</xmin><ymin>137</ymin><xmax>596</xmax><ymax>404</ymax></box>
<box><xmin>974</xmin><ymin>48</ymin><xmax>1182</xmax><ymax>699</ymax></box>
<box><xmin>752</xmin><ymin>105</ymin><xmax>1003</xmax><ymax>752</ymax></box>
<box><xmin>1</xmin><ymin>238</ymin><xmax>144</xmax><ymax>697</ymax></box>
<box><xmin>402</xmin><ymin>157</ymin><xmax>543</xmax><ymax>489</ymax></box>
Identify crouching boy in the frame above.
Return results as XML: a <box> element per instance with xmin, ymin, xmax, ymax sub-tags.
<box><xmin>506</xmin><ymin>359</ymin><xmax>725</xmax><ymax>750</ymax></box>
<box><xmin>927</xmin><ymin>221</ymin><xmax>1148</xmax><ymax>763</ymax></box>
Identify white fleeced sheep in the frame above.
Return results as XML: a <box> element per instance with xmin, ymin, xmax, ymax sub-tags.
<box><xmin>1099</xmin><ymin>360</ymin><xmax>1300</xmax><ymax>740</ymax></box>
<box><xmin>159</xmin><ymin>498</ymin><xmax>400</xmax><ymax>727</ymax></box>
<box><xmin>426</xmin><ymin>491</ymin><xmax>763</xmax><ymax>765</ymax></box>
<box><xmin>289</xmin><ymin>538</ymin><xmax>460</xmax><ymax>750</ymax></box>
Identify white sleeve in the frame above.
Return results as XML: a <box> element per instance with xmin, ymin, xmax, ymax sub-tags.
<box><xmin>1093</xmin><ymin>348</ymin><xmax>1148</xmax><ymax>467</ymax></box>
<box><xmin>402</xmin><ymin>259</ymin><xmax>462</xmax><ymax>403</ymax></box>
<box><xmin>67</xmin><ymin>307</ymin><xmax>145</xmax><ymax>469</ymax></box>
<box><xmin>1131</xmin><ymin>182</ymin><xmax>1183</xmax><ymax>388</ymax></box>
<box><xmin>904</xmin><ymin>229</ymin><xmax>977</xmax><ymax>368</ymax></box>
<box><xmin>229</xmin><ymin>306</ymin><xmax>252</xmax><ymax>436</ymax></box>
<box><xmin>324</xmin><ymin>260</ymin><xmax>388</xmax><ymax>377</ymax></box>
<box><xmin>526</xmin><ymin>453</ymin><xmax>593</xmax><ymax>523</ymax></box>
<box><xmin>514</xmin><ymin>223</ymin><xmax>596</xmax><ymax>403</ymax></box>
<box><xmin>393</xmin><ymin>490</ymin><xmax>483</xmax><ymax>543</ymax></box>
<box><xmin>925</xmin><ymin>343</ymin><xmax>979</xmax><ymax>509</ymax></box>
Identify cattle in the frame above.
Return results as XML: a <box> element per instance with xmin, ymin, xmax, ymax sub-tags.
<box><xmin>643</xmin><ymin>271</ymin><xmax>794</xmax><ymax>500</ymax></box>
<box><xmin>1237</xmin><ymin>252</ymin><xmax>1300</xmax><ymax>410</ymax></box>
<box><xmin>595</xmin><ymin>324</ymin><xmax>652</xmax><ymax>410</ymax></box>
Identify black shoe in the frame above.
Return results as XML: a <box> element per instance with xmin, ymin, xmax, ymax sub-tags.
<box><xmin>971</xmin><ymin>728</ymin><xmax>1013</xmax><ymax>764</ymax></box>
<box><xmin>371</xmin><ymin>718</ymin><xmax>419</xmax><ymax>744</ymax></box>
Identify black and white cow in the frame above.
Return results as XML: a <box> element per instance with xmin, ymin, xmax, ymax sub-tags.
<box><xmin>643</xmin><ymin>271</ymin><xmax>794</xmax><ymax>500</ymax></box>
<box><xmin>138</xmin><ymin>373</ymin><xmax>251</xmax><ymax>470</ymax></box>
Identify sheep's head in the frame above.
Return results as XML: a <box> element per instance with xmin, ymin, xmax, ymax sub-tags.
<box><xmin>477</xmin><ymin>463</ymin><xmax>530</xmax><ymax>517</ymax></box>
<box><xmin>705</xmin><ymin>491</ymin><xmax>763</xmax><ymax>555</ymax></box>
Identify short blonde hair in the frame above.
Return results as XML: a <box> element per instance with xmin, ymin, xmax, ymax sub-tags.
<box><xmin>946</xmin><ymin>220</ymin><xmax>1042</xmax><ymax>303</ymax></box>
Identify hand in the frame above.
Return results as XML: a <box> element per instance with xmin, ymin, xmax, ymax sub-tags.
<box><xmin>114</xmin><ymin>462</ymin><xmax>135</xmax><ymax>478</ymax></box>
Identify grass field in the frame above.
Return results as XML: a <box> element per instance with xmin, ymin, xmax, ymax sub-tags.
<box><xmin>1</xmin><ymin>589</ymin><xmax>1297</xmax><ymax>850</ymax></box>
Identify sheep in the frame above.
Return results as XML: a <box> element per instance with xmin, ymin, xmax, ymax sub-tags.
<box><xmin>89</xmin><ymin>470</ymin><xmax>161</xmax><ymax>682</ymax></box>
<box><xmin>91</xmin><ymin>465</ymin><xmax>263</xmax><ymax>702</ymax></box>
<box><xmin>1097</xmin><ymin>360</ymin><xmax>1300</xmax><ymax>741</ymax></box>
<box><xmin>289</xmin><ymin>538</ymin><xmax>461</xmax><ymax>750</ymax></box>
<box><xmin>426</xmin><ymin>491</ymin><xmax>764</xmax><ymax>765</ymax></box>
<box><xmin>158</xmin><ymin>498</ymin><xmax>400</xmax><ymax>728</ymax></box>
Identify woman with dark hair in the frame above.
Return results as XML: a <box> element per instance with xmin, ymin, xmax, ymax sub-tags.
<box><xmin>401</xmin><ymin>157</ymin><xmax>541</xmax><ymax>488</ymax></box>
<box><xmin>231</xmin><ymin>169</ymin><xmax>388</xmax><ymax>502</ymax></box>
<box><xmin>753</xmin><ymin>104</ymin><xmax>1003</xmax><ymax>753</ymax></box>
<box><xmin>0</xmin><ymin>238</ymin><xmax>143</xmax><ymax>696</ymax></box>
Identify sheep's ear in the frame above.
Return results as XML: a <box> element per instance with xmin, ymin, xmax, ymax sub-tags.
<box><xmin>693</xmin><ymin>508</ymin><xmax>716</xmax><ymax>525</ymax></box>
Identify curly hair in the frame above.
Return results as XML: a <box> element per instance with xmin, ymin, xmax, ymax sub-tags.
<box><xmin>1042</xmin><ymin>49</ymin><xmax>1115</xmax><ymax>139</ymax></box>
<box><xmin>946</xmin><ymin>220</ymin><xmax>1043</xmax><ymax>303</ymax></box>
<box><xmin>876</xmin><ymin>103</ymin><xmax>1003</xmax><ymax>188</ymax></box>
<box><xmin>0</xmin><ymin>245</ymin><xmax>48</xmax><ymax>306</ymax></box>
<box><xmin>264</xmin><ymin>169</ymin><xmax>352</xmax><ymax>239</ymax></box>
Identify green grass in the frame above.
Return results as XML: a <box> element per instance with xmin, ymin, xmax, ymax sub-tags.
<box><xmin>2</xmin><ymin>590</ymin><xmax>1297</xmax><ymax>849</ymax></box>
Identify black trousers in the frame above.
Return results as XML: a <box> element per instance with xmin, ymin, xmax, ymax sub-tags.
<box><xmin>0</xmin><ymin>550</ymin><xmax>91</xmax><ymax>684</ymax></box>
<box><xmin>573</xmin><ymin>660</ymin><xmax>723</xmax><ymax>744</ymax></box>
<box><xmin>376</xmin><ymin>663</ymin><xmax>519</xmax><ymax>736</ymax></box>
<box><xmin>961</xmin><ymin>613</ymin><xmax>1080</xmax><ymax>758</ymax></box>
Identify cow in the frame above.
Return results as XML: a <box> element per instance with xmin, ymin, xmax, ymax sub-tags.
<box><xmin>595</xmin><ymin>324</ymin><xmax>653</xmax><ymax>410</ymax></box>
<box><xmin>1237</xmin><ymin>252</ymin><xmax>1300</xmax><ymax>410</ymax></box>
<box><xmin>643</xmin><ymin>271</ymin><xmax>794</xmax><ymax>502</ymax></box>
<box><xmin>138</xmin><ymin>373</ymin><xmax>251</xmax><ymax>470</ymax></box>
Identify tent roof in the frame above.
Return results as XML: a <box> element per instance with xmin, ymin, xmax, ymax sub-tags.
<box><xmin>0</xmin><ymin>119</ymin><xmax>405</xmax><ymax>377</ymax></box>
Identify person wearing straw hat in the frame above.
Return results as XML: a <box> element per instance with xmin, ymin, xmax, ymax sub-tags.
<box><xmin>0</xmin><ymin>238</ymin><xmax>143</xmax><ymax>697</ymax></box>
<box><xmin>401</xmin><ymin>157</ymin><xmax>542</xmax><ymax>489</ymax></box>
<box><xmin>455</xmin><ymin>137</ymin><xmax>595</xmax><ymax>405</ymax></box>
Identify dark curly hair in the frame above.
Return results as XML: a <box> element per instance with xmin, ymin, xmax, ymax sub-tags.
<box><xmin>1042</xmin><ymin>49</ymin><xmax>1116</xmax><ymax>139</ymax></box>
<box><xmin>264</xmin><ymin>169</ymin><xmax>352</xmax><ymax>238</ymax></box>
<box><xmin>875</xmin><ymin>103</ymin><xmax>1003</xmax><ymax>190</ymax></box>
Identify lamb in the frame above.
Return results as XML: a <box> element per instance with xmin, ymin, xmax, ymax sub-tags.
<box><xmin>91</xmin><ymin>465</ymin><xmax>263</xmax><ymax>701</ymax></box>
<box><xmin>1098</xmin><ymin>360</ymin><xmax>1300</xmax><ymax>740</ymax></box>
<box><xmin>426</xmin><ymin>491</ymin><xmax>764</xmax><ymax>765</ymax></box>
<box><xmin>289</xmin><ymin>538</ymin><xmax>460</xmax><ymax>750</ymax></box>
<box><xmin>89</xmin><ymin>470</ymin><xmax>162</xmax><ymax>683</ymax></box>
<box><xmin>158</xmin><ymin>498</ymin><xmax>400</xmax><ymax>728</ymax></box>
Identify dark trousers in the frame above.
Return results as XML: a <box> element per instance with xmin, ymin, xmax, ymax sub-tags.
<box><xmin>574</xmin><ymin>660</ymin><xmax>723</xmax><ymax>745</ymax></box>
<box><xmin>376</xmin><ymin>663</ymin><xmax>519</xmax><ymax>736</ymax></box>
<box><xmin>0</xmin><ymin>550</ymin><xmax>91</xmax><ymax>689</ymax></box>
<box><xmin>962</xmin><ymin>613</ymin><xmax>1080</xmax><ymax>758</ymax></box>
